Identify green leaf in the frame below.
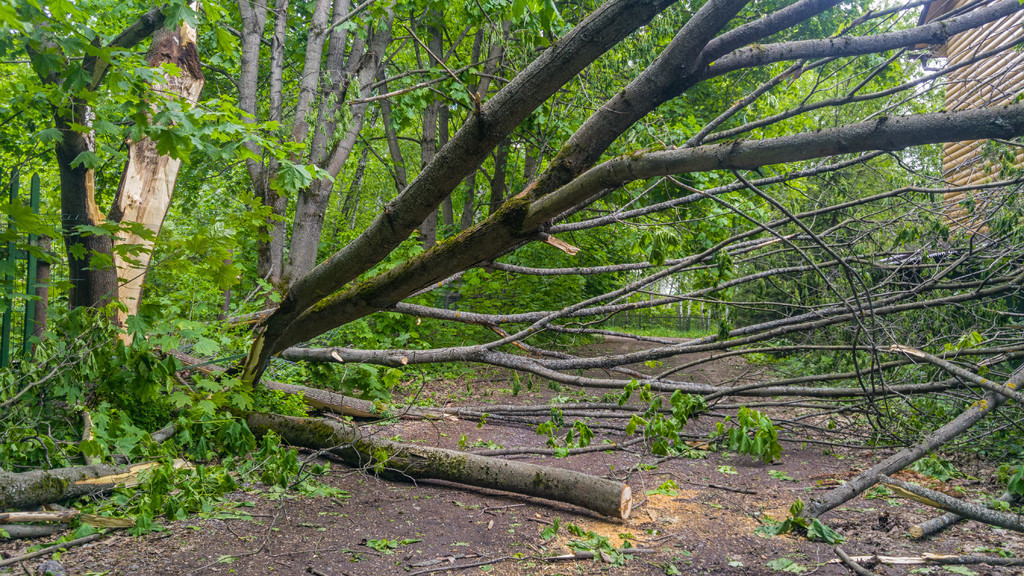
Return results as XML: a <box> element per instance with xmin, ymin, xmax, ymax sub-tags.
<box><xmin>766</xmin><ymin>558</ymin><xmax>807</xmax><ymax>573</ymax></box>
<box><xmin>540</xmin><ymin>517</ymin><xmax>560</xmax><ymax>540</ymax></box>
<box><xmin>33</xmin><ymin>127</ymin><xmax>63</xmax><ymax>143</ymax></box>
<box><xmin>511</xmin><ymin>0</ymin><xmax>527</xmax><ymax>18</ymax></box>
<box><xmin>70</xmin><ymin>150</ymin><xmax>101</xmax><ymax>169</ymax></box>
<box><xmin>646</xmin><ymin>480</ymin><xmax>679</xmax><ymax>497</ymax></box>
<box><xmin>943</xmin><ymin>567</ymin><xmax>978</xmax><ymax>576</ymax></box>
<box><xmin>806</xmin><ymin>519</ymin><xmax>843</xmax><ymax>544</ymax></box>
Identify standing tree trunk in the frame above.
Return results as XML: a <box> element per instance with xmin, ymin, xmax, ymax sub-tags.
<box><xmin>54</xmin><ymin>105</ymin><xmax>117</xmax><ymax>309</ymax></box>
<box><xmin>280</xmin><ymin>19</ymin><xmax>391</xmax><ymax>287</ymax></box>
<box><xmin>109</xmin><ymin>21</ymin><xmax>205</xmax><ymax>330</ymax></box>
<box><xmin>417</xmin><ymin>19</ymin><xmax>443</xmax><ymax>250</ymax></box>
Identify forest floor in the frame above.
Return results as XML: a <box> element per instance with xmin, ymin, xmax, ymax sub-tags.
<box><xmin>4</xmin><ymin>336</ymin><xmax>1023</xmax><ymax>576</ymax></box>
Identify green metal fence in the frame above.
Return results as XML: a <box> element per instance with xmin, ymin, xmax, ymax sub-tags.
<box><xmin>1</xmin><ymin>169</ymin><xmax>45</xmax><ymax>368</ymax></box>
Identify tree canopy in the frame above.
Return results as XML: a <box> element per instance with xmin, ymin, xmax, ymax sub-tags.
<box><xmin>1</xmin><ymin>0</ymin><xmax>1024</xmax><ymax>554</ymax></box>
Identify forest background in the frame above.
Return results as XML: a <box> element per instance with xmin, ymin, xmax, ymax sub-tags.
<box><xmin>0</xmin><ymin>0</ymin><xmax>1023</xmax><ymax>549</ymax></box>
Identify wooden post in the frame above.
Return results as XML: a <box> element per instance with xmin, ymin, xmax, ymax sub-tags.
<box><xmin>22</xmin><ymin>173</ymin><xmax>41</xmax><ymax>356</ymax></box>
<box><xmin>1</xmin><ymin>169</ymin><xmax>15</xmax><ymax>367</ymax></box>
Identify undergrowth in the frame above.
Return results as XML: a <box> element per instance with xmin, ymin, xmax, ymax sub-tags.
<box><xmin>0</xmin><ymin>307</ymin><xmax>344</xmax><ymax>536</ymax></box>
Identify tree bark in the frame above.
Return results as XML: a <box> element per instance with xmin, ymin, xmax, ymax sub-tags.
<box><xmin>282</xmin><ymin>19</ymin><xmax>391</xmax><ymax>286</ymax></box>
<box><xmin>805</xmin><ymin>365</ymin><xmax>1024</xmax><ymax>518</ymax></box>
<box><xmin>54</xmin><ymin>107</ymin><xmax>117</xmax><ymax>309</ymax></box>
<box><xmin>881</xmin><ymin>475</ymin><xmax>1024</xmax><ymax>533</ymax></box>
<box><xmin>489</xmin><ymin>139</ymin><xmax>509</xmax><ymax>215</ymax></box>
<box><xmin>910</xmin><ymin>491</ymin><xmax>1019</xmax><ymax>539</ymax></box>
<box><xmin>0</xmin><ymin>461</ymin><xmax>175</xmax><ymax>510</ymax></box>
<box><xmin>244</xmin><ymin>0</ymin><xmax>682</xmax><ymax>381</ymax></box>
<box><xmin>245</xmin><ymin>412</ymin><xmax>633</xmax><ymax>519</ymax></box>
<box><xmin>109</xmin><ymin>21</ymin><xmax>205</xmax><ymax>330</ymax></box>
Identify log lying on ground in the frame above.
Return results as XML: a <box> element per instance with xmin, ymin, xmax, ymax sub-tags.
<box><xmin>0</xmin><ymin>524</ymin><xmax>60</xmax><ymax>539</ymax></box>
<box><xmin>0</xmin><ymin>460</ymin><xmax>188</xmax><ymax>510</ymax></box>
<box><xmin>910</xmin><ymin>490</ymin><xmax>1019</xmax><ymax>539</ymax></box>
<box><xmin>245</xmin><ymin>412</ymin><xmax>633</xmax><ymax>519</ymax></box>
<box><xmin>880</xmin><ymin>475</ymin><xmax>1024</xmax><ymax>533</ymax></box>
<box><xmin>806</xmin><ymin>364</ymin><xmax>1024</xmax><ymax>519</ymax></box>
<box><xmin>829</xmin><ymin>552</ymin><xmax>1024</xmax><ymax>568</ymax></box>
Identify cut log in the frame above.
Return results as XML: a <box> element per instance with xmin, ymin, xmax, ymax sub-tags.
<box><xmin>880</xmin><ymin>475</ymin><xmax>1024</xmax><ymax>533</ymax></box>
<box><xmin>910</xmin><ymin>491</ymin><xmax>1019</xmax><ymax>538</ymax></box>
<box><xmin>245</xmin><ymin>412</ymin><xmax>633</xmax><ymax>519</ymax></box>
<box><xmin>806</xmin><ymin>364</ymin><xmax>1024</xmax><ymax>519</ymax></box>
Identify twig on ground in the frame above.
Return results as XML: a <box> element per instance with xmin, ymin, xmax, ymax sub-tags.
<box><xmin>0</xmin><ymin>532</ymin><xmax>106</xmax><ymax>568</ymax></box>
<box><xmin>834</xmin><ymin>546</ymin><xmax>882</xmax><ymax>576</ymax></box>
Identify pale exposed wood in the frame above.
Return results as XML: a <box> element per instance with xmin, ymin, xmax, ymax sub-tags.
<box><xmin>110</xmin><ymin>18</ymin><xmax>205</xmax><ymax>333</ymax></box>
<box><xmin>0</xmin><ymin>511</ymin><xmax>133</xmax><ymax>528</ymax></box>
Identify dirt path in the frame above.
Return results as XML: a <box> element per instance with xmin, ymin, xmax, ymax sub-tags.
<box><xmin>3</xmin><ymin>337</ymin><xmax>1021</xmax><ymax>575</ymax></box>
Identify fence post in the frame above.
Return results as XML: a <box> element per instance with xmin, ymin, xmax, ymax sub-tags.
<box><xmin>1</xmin><ymin>169</ymin><xmax>15</xmax><ymax>367</ymax></box>
<box><xmin>22</xmin><ymin>173</ymin><xmax>41</xmax><ymax>356</ymax></box>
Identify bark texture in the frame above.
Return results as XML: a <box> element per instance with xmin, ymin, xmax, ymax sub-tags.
<box><xmin>245</xmin><ymin>412</ymin><xmax>633</xmax><ymax>519</ymax></box>
<box><xmin>806</xmin><ymin>365</ymin><xmax>1024</xmax><ymax>518</ymax></box>
<box><xmin>109</xmin><ymin>21</ymin><xmax>205</xmax><ymax>328</ymax></box>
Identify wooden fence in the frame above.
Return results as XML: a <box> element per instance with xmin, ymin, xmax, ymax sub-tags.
<box><xmin>1</xmin><ymin>169</ymin><xmax>47</xmax><ymax>368</ymax></box>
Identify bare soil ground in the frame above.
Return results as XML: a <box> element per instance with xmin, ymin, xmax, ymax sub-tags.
<box><xmin>3</xmin><ymin>336</ymin><xmax>1022</xmax><ymax>575</ymax></box>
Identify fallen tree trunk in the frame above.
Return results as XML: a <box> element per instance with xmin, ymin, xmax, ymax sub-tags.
<box><xmin>806</xmin><ymin>364</ymin><xmax>1024</xmax><ymax>519</ymax></box>
<box><xmin>244</xmin><ymin>412</ymin><xmax>633</xmax><ymax>519</ymax></box>
<box><xmin>0</xmin><ymin>460</ymin><xmax>188</xmax><ymax>511</ymax></box>
<box><xmin>263</xmin><ymin>380</ymin><xmax>445</xmax><ymax>419</ymax></box>
<box><xmin>880</xmin><ymin>475</ymin><xmax>1024</xmax><ymax>533</ymax></box>
<box><xmin>910</xmin><ymin>491</ymin><xmax>1019</xmax><ymax>539</ymax></box>
<box><xmin>0</xmin><ymin>524</ymin><xmax>60</xmax><ymax>539</ymax></box>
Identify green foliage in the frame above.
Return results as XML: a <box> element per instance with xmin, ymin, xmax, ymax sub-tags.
<box><xmin>910</xmin><ymin>454</ymin><xmax>960</xmax><ymax>482</ymax></box>
<box><xmin>540</xmin><ymin>517</ymin><xmax>560</xmax><ymax>540</ymax></box>
<box><xmin>365</xmin><ymin>537</ymin><xmax>422</xmax><ymax>554</ymax></box>
<box><xmin>711</xmin><ymin>407</ymin><xmax>783</xmax><ymax>463</ymax></box>
<box><xmin>759</xmin><ymin>500</ymin><xmax>843</xmax><ymax>544</ymax></box>
<box><xmin>766</xmin><ymin>557</ymin><xmax>808</xmax><ymax>573</ymax></box>
<box><xmin>536</xmin><ymin>408</ymin><xmax>594</xmax><ymax>457</ymax></box>
<box><xmin>1002</xmin><ymin>465</ymin><xmax>1024</xmax><ymax>497</ymax></box>
<box><xmin>646</xmin><ymin>480</ymin><xmax>679</xmax><ymax>497</ymax></box>
<box><xmin>566</xmin><ymin>523</ymin><xmax>631</xmax><ymax>566</ymax></box>
<box><xmin>621</xmin><ymin>383</ymin><xmax>707</xmax><ymax>457</ymax></box>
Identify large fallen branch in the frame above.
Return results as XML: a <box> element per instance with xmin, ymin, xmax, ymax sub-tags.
<box><xmin>910</xmin><ymin>490</ymin><xmax>1019</xmax><ymax>539</ymax></box>
<box><xmin>0</xmin><ymin>460</ymin><xmax>188</xmax><ymax>510</ymax></box>
<box><xmin>880</xmin><ymin>475</ymin><xmax>1024</xmax><ymax>533</ymax></box>
<box><xmin>806</xmin><ymin>364</ymin><xmax>1024</xmax><ymax>518</ymax></box>
<box><xmin>244</xmin><ymin>412</ymin><xmax>633</xmax><ymax>519</ymax></box>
